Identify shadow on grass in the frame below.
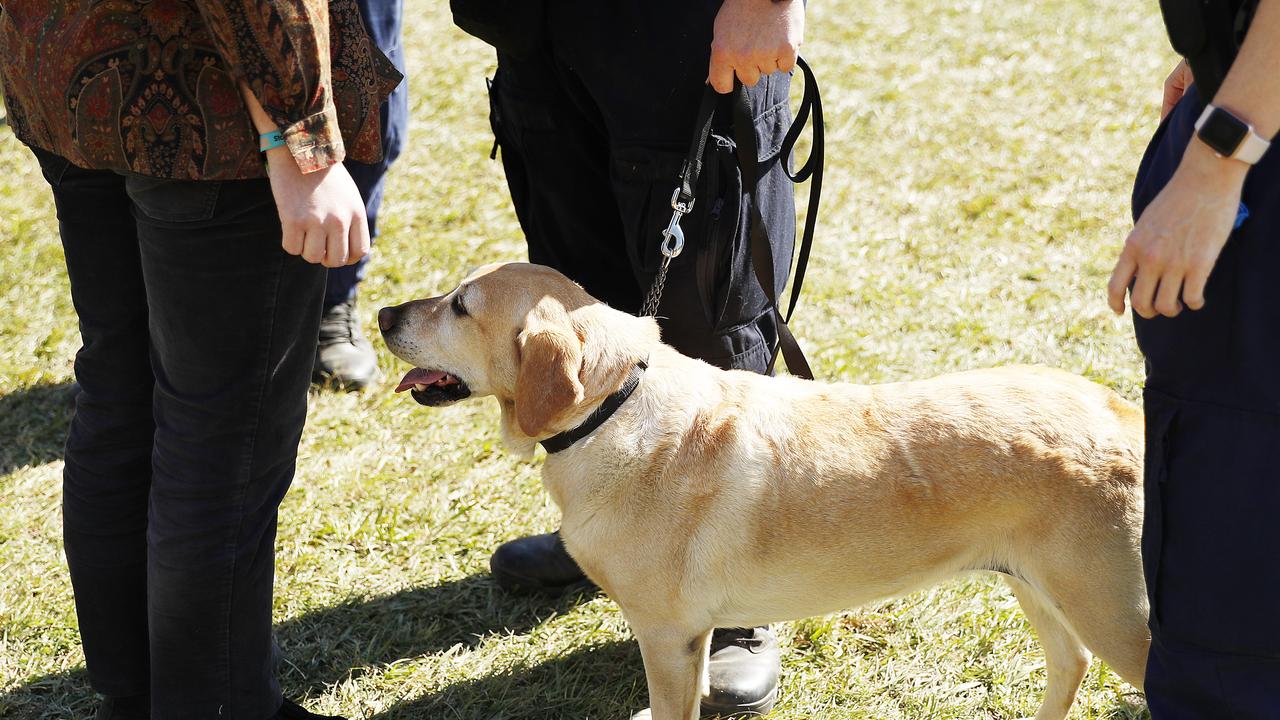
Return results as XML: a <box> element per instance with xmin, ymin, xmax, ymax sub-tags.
<box><xmin>276</xmin><ymin>574</ymin><xmax>602</xmax><ymax>694</ymax></box>
<box><xmin>0</xmin><ymin>381</ymin><xmax>74</xmax><ymax>476</ymax></box>
<box><xmin>0</xmin><ymin>670</ymin><xmax>92</xmax><ymax>720</ymax></box>
<box><xmin>0</xmin><ymin>574</ymin><xmax>615</xmax><ymax>719</ymax></box>
<box><xmin>1105</xmin><ymin>696</ymin><xmax>1152</xmax><ymax>719</ymax></box>
<box><xmin>366</xmin><ymin>640</ymin><xmax>644</xmax><ymax>720</ymax></box>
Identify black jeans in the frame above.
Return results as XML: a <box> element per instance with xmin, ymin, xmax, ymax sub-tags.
<box><xmin>33</xmin><ymin>148</ymin><xmax>324</xmax><ymax>720</ymax></box>
<box><xmin>488</xmin><ymin>0</ymin><xmax>796</xmax><ymax>372</ymax></box>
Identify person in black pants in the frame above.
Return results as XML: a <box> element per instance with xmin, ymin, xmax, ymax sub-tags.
<box><xmin>3</xmin><ymin>0</ymin><xmax>399</xmax><ymax>715</ymax></box>
<box><xmin>39</xmin><ymin>150</ymin><xmax>330</xmax><ymax>718</ymax></box>
<box><xmin>478</xmin><ymin>0</ymin><xmax>806</xmax><ymax>715</ymax></box>
<box><xmin>1107</xmin><ymin>0</ymin><xmax>1280</xmax><ymax>714</ymax></box>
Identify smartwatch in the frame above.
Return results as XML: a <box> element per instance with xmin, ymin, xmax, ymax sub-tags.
<box><xmin>1195</xmin><ymin>104</ymin><xmax>1271</xmax><ymax>164</ymax></box>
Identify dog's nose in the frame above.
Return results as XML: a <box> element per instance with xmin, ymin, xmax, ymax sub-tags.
<box><xmin>377</xmin><ymin>306</ymin><xmax>400</xmax><ymax>333</ymax></box>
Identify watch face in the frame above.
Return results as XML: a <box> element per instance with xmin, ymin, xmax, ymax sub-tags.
<box><xmin>1200</xmin><ymin>108</ymin><xmax>1249</xmax><ymax>156</ymax></box>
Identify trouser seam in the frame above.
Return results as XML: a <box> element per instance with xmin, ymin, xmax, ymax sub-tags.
<box><xmin>220</xmin><ymin>250</ymin><xmax>287</xmax><ymax>720</ymax></box>
<box><xmin>1144</xmin><ymin>386</ymin><xmax>1280</xmax><ymax>422</ymax></box>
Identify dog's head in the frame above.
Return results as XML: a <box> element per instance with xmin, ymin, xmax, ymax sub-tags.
<box><xmin>379</xmin><ymin>262</ymin><xmax>659</xmax><ymax>451</ymax></box>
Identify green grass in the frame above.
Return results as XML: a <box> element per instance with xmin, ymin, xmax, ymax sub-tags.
<box><xmin>0</xmin><ymin>1</ymin><xmax>1168</xmax><ymax>717</ymax></box>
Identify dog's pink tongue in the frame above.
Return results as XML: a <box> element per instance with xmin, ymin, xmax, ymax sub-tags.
<box><xmin>395</xmin><ymin>368</ymin><xmax>447</xmax><ymax>393</ymax></box>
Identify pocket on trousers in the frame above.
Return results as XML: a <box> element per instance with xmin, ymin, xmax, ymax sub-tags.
<box><xmin>124</xmin><ymin>175</ymin><xmax>221</xmax><ymax>223</ymax></box>
<box><xmin>1149</xmin><ymin>392</ymin><xmax>1280</xmax><ymax>659</ymax></box>
<box><xmin>1141</xmin><ymin>393</ymin><xmax>1178</xmax><ymax>633</ymax></box>
<box><xmin>487</xmin><ymin>69</ymin><xmax>557</xmax><ymax>157</ymax></box>
<box><xmin>487</xmin><ymin>75</ymin><xmax>505</xmax><ymax>152</ymax></box>
<box><xmin>1214</xmin><ymin>653</ymin><xmax>1280</xmax><ymax>718</ymax></box>
<box><xmin>704</xmin><ymin>101</ymin><xmax>796</xmax><ymax>333</ymax></box>
<box><xmin>30</xmin><ymin>147</ymin><xmax>72</xmax><ymax>189</ymax></box>
<box><xmin>696</xmin><ymin>133</ymin><xmax>746</xmax><ymax>331</ymax></box>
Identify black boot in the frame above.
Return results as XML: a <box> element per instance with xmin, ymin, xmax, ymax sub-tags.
<box><xmin>488</xmin><ymin>530</ymin><xmax>598</xmax><ymax>596</ymax></box>
<box><xmin>95</xmin><ymin>695</ymin><xmax>149</xmax><ymax>720</ymax></box>
<box><xmin>628</xmin><ymin>627</ymin><xmax>782</xmax><ymax>719</ymax></box>
<box><xmin>701</xmin><ymin>626</ymin><xmax>781</xmax><ymax>717</ymax></box>
<box><xmin>275</xmin><ymin>698</ymin><xmax>347</xmax><ymax>720</ymax></box>
<box><xmin>65</xmin><ymin>381</ymin><xmax>82</xmax><ymax>409</ymax></box>
<box><xmin>314</xmin><ymin>297</ymin><xmax>381</xmax><ymax>390</ymax></box>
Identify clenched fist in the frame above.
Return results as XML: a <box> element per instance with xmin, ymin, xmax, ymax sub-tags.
<box><xmin>709</xmin><ymin>0</ymin><xmax>805</xmax><ymax>93</ymax></box>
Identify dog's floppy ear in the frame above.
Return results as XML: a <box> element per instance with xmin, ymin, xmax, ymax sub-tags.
<box><xmin>514</xmin><ymin>300</ymin><xmax>585</xmax><ymax>437</ymax></box>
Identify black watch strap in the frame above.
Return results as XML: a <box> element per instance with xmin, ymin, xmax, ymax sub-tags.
<box><xmin>1195</xmin><ymin>104</ymin><xmax>1271</xmax><ymax>164</ymax></box>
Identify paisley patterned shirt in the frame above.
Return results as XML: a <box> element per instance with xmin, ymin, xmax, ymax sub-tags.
<box><xmin>0</xmin><ymin>0</ymin><xmax>402</xmax><ymax>179</ymax></box>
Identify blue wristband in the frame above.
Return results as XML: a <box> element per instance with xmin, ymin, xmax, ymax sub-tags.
<box><xmin>259</xmin><ymin>130</ymin><xmax>286</xmax><ymax>152</ymax></box>
<box><xmin>1234</xmin><ymin>202</ymin><xmax>1249</xmax><ymax>230</ymax></box>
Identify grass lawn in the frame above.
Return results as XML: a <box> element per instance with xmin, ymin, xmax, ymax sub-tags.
<box><xmin>0</xmin><ymin>0</ymin><xmax>1170</xmax><ymax>717</ymax></box>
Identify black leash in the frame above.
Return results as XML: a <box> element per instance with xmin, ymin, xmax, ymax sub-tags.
<box><xmin>641</xmin><ymin>57</ymin><xmax>823</xmax><ymax>379</ymax></box>
<box><xmin>540</xmin><ymin>61</ymin><xmax>823</xmax><ymax>454</ymax></box>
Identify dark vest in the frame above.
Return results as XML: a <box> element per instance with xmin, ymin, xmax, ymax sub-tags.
<box><xmin>1161</xmin><ymin>0</ymin><xmax>1259</xmax><ymax>101</ymax></box>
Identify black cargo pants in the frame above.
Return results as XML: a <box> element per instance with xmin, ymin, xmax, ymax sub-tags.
<box><xmin>32</xmin><ymin>147</ymin><xmax>323</xmax><ymax>720</ymax></box>
<box><xmin>1131</xmin><ymin>85</ymin><xmax>1280</xmax><ymax>717</ymax></box>
<box><xmin>488</xmin><ymin>0</ymin><xmax>796</xmax><ymax>372</ymax></box>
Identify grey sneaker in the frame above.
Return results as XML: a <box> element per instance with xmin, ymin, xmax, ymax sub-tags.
<box><xmin>314</xmin><ymin>298</ymin><xmax>381</xmax><ymax>390</ymax></box>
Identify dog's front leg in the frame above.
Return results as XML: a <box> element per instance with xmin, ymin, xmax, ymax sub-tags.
<box><xmin>631</xmin><ymin>621</ymin><xmax>713</xmax><ymax>720</ymax></box>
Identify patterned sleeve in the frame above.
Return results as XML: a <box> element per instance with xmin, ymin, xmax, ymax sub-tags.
<box><xmin>194</xmin><ymin>0</ymin><xmax>345</xmax><ymax>173</ymax></box>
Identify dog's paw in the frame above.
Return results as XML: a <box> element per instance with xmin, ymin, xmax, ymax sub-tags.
<box><xmin>630</xmin><ymin>709</ymin><xmax>652</xmax><ymax>720</ymax></box>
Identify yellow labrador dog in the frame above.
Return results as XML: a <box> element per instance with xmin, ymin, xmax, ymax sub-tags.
<box><xmin>378</xmin><ymin>262</ymin><xmax>1150</xmax><ymax>720</ymax></box>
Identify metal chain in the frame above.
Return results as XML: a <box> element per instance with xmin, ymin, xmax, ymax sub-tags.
<box><xmin>640</xmin><ymin>257</ymin><xmax>671</xmax><ymax>317</ymax></box>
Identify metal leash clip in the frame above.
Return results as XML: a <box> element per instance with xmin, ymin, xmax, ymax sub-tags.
<box><xmin>641</xmin><ymin>188</ymin><xmax>695</xmax><ymax>317</ymax></box>
<box><xmin>660</xmin><ymin>187</ymin><xmax>694</xmax><ymax>262</ymax></box>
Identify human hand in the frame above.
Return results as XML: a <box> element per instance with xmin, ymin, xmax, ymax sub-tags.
<box><xmin>265</xmin><ymin>145</ymin><xmax>370</xmax><ymax>268</ymax></box>
<box><xmin>708</xmin><ymin>0</ymin><xmax>805</xmax><ymax>94</ymax></box>
<box><xmin>1162</xmin><ymin>59</ymin><xmax>1195</xmax><ymax>121</ymax></box>
<box><xmin>1107</xmin><ymin>141</ymin><xmax>1247</xmax><ymax>318</ymax></box>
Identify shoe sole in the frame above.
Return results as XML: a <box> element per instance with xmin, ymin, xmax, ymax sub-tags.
<box><xmin>311</xmin><ymin>367</ymin><xmax>382</xmax><ymax>391</ymax></box>
<box><xmin>700</xmin><ymin>685</ymin><xmax>779</xmax><ymax>718</ymax></box>
<box><xmin>489</xmin><ymin>566</ymin><xmax>600</xmax><ymax>598</ymax></box>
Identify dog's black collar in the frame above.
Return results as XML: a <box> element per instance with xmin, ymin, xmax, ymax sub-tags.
<box><xmin>540</xmin><ymin>360</ymin><xmax>648</xmax><ymax>454</ymax></box>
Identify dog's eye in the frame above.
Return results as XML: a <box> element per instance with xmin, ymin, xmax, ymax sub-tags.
<box><xmin>451</xmin><ymin>293</ymin><xmax>468</xmax><ymax>317</ymax></box>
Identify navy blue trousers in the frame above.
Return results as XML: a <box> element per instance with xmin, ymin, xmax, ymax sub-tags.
<box><xmin>1132</xmin><ymin>85</ymin><xmax>1280</xmax><ymax>718</ymax></box>
<box><xmin>325</xmin><ymin>0</ymin><xmax>408</xmax><ymax>309</ymax></box>
<box><xmin>488</xmin><ymin>0</ymin><xmax>797</xmax><ymax>372</ymax></box>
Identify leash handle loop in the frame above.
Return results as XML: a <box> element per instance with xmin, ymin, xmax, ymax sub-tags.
<box><xmin>728</xmin><ymin>58</ymin><xmax>822</xmax><ymax>379</ymax></box>
<box><xmin>646</xmin><ymin>57</ymin><xmax>824</xmax><ymax>383</ymax></box>
<box><xmin>779</xmin><ymin>57</ymin><xmax>823</xmax><ymax>325</ymax></box>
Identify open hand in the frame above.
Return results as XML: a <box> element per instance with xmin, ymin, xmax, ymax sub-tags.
<box><xmin>1107</xmin><ymin>141</ymin><xmax>1246</xmax><ymax>318</ymax></box>
<box><xmin>265</xmin><ymin>146</ymin><xmax>370</xmax><ymax>268</ymax></box>
<box><xmin>708</xmin><ymin>0</ymin><xmax>805</xmax><ymax>94</ymax></box>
